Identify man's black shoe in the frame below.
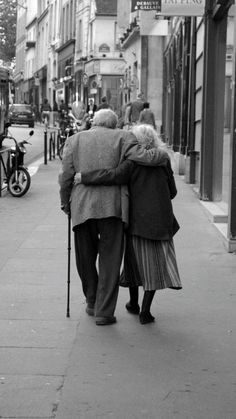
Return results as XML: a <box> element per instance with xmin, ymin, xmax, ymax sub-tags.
<box><xmin>86</xmin><ymin>305</ymin><xmax>95</xmax><ymax>316</ymax></box>
<box><xmin>95</xmin><ymin>316</ymin><xmax>117</xmax><ymax>325</ymax></box>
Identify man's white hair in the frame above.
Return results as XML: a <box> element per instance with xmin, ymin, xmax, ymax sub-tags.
<box><xmin>93</xmin><ymin>109</ymin><xmax>118</xmax><ymax>129</ymax></box>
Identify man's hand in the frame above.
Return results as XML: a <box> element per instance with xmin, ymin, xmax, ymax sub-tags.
<box><xmin>61</xmin><ymin>204</ymin><xmax>71</xmax><ymax>216</ymax></box>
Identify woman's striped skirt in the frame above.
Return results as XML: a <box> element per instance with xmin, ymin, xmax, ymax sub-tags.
<box><xmin>122</xmin><ymin>234</ymin><xmax>182</xmax><ymax>291</ymax></box>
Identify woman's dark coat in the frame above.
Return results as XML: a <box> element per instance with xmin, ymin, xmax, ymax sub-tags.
<box><xmin>82</xmin><ymin>158</ymin><xmax>179</xmax><ymax>241</ymax></box>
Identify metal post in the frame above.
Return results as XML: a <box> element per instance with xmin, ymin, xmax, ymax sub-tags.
<box><xmin>49</xmin><ymin>132</ymin><xmax>52</xmax><ymax>161</ymax></box>
<box><xmin>53</xmin><ymin>132</ymin><xmax>56</xmax><ymax>159</ymax></box>
<box><xmin>57</xmin><ymin>132</ymin><xmax>60</xmax><ymax>156</ymax></box>
<box><xmin>66</xmin><ymin>214</ymin><xmax>71</xmax><ymax>318</ymax></box>
<box><xmin>44</xmin><ymin>130</ymin><xmax>47</xmax><ymax>165</ymax></box>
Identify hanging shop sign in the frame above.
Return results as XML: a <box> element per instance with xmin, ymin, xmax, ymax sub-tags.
<box><xmin>131</xmin><ymin>0</ymin><xmax>205</xmax><ymax>16</ymax></box>
<box><xmin>131</xmin><ymin>0</ymin><xmax>161</xmax><ymax>12</ymax></box>
<box><xmin>161</xmin><ymin>0</ymin><xmax>205</xmax><ymax>16</ymax></box>
<box><xmin>139</xmin><ymin>11</ymin><xmax>169</xmax><ymax>35</ymax></box>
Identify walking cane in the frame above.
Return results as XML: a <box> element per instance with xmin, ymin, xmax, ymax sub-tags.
<box><xmin>66</xmin><ymin>213</ymin><xmax>71</xmax><ymax>318</ymax></box>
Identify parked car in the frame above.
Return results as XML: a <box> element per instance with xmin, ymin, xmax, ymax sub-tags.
<box><xmin>9</xmin><ymin>104</ymin><xmax>35</xmax><ymax>128</ymax></box>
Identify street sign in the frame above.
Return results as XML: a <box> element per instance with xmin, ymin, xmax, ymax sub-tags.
<box><xmin>131</xmin><ymin>0</ymin><xmax>205</xmax><ymax>16</ymax></box>
<box><xmin>131</xmin><ymin>0</ymin><xmax>161</xmax><ymax>12</ymax></box>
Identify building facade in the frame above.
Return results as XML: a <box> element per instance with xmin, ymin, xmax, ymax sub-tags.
<box><xmin>118</xmin><ymin>2</ymin><xmax>168</xmax><ymax>129</ymax></box>
<box><xmin>161</xmin><ymin>1</ymin><xmax>236</xmax><ymax>251</ymax></box>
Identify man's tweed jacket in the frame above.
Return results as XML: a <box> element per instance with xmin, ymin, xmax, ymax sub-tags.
<box><xmin>59</xmin><ymin>126</ymin><xmax>165</xmax><ymax>230</ymax></box>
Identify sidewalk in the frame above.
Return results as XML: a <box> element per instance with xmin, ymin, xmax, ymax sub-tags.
<box><xmin>0</xmin><ymin>158</ymin><xmax>236</xmax><ymax>419</ymax></box>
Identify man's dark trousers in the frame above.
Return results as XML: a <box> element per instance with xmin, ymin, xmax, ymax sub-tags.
<box><xmin>74</xmin><ymin>217</ymin><xmax>124</xmax><ymax>318</ymax></box>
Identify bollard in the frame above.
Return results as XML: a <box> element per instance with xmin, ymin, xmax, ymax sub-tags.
<box><xmin>52</xmin><ymin>131</ymin><xmax>56</xmax><ymax>159</ymax></box>
<box><xmin>57</xmin><ymin>132</ymin><xmax>60</xmax><ymax>156</ymax></box>
<box><xmin>44</xmin><ymin>130</ymin><xmax>47</xmax><ymax>165</ymax></box>
<box><xmin>0</xmin><ymin>154</ymin><xmax>2</xmax><ymax>197</ymax></box>
<box><xmin>49</xmin><ymin>132</ymin><xmax>53</xmax><ymax>161</ymax></box>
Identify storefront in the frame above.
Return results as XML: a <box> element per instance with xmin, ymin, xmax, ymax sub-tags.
<box><xmin>56</xmin><ymin>40</ymin><xmax>75</xmax><ymax>107</ymax></box>
<box><xmin>84</xmin><ymin>58</ymin><xmax>125</xmax><ymax>113</ymax></box>
<box><xmin>37</xmin><ymin>65</ymin><xmax>47</xmax><ymax>106</ymax></box>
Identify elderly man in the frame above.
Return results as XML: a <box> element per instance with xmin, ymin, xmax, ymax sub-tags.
<box><xmin>59</xmin><ymin>109</ymin><xmax>167</xmax><ymax>325</ymax></box>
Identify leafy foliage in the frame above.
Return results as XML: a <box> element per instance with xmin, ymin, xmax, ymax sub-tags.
<box><xmin>0</xmin><ymin>0</ymin><xmax>17</xmax><ymax>63</ymax></box>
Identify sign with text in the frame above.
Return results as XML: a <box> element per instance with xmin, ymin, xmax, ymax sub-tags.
<box><xmin>161</xmin><ymin>0</ymin><xmax>205</xmax><ymax>16</ymax></box>
<box><xmin>131</xmin><ymin>0</ymin><xmax>205</xmax><ymax>16</ymax></box>
<box><xmin>131</xmin><ymin>0</ymin><xmax>161</xmax><ymax>12</ymax></box>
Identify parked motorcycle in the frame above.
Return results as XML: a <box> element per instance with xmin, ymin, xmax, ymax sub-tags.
<box><xmin>2</xmin><ymin>124</ymin><xmax>33</xmax><ymax>197</ymax></box>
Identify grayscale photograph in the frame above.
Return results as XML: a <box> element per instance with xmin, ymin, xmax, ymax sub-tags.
<box><xmin>0</xmin><ymin>0</ymin><xmax>235</xmax><ymax>418</ymax></box>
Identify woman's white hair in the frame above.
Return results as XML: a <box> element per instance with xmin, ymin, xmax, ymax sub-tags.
<box><xmin>131</xmin><ymin>124</ymin><xmax>164</xmax><ymax>149</ymax></box>
<box><xmin>92</xmin><ymin>109</ymin><xmax>118</xmax><ymax>129</ymax></box>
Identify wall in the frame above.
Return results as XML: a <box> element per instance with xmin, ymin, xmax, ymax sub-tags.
<box><xmin>123</xmin><ymin>36</ymin><xmax>142</xmax><ymax>102</ymax></box>
<box><xmin>94</xmin><ymin>18</ymin><xmax>117</xmax><ymax>55</ymax></box>
<box><xmin>147</xmin><ymin>36</ymin><xmax>164</xmax><ymax>129</ymax></box>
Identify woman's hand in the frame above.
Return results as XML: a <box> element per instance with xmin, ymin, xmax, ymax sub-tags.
<box><xmin>74</xmin><ymin>172</ymin><xmax>82</xmax><ymax>184</ymax></box>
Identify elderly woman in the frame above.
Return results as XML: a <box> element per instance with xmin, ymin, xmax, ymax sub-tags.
<box><xmin>75</xmin><ymin>124</ymin><xmax>182</xmax><ymax>324</ymax></box>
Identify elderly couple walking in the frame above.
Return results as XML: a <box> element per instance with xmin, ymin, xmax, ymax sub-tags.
<box><xmin>59</xmin><ymin>109</ymin><xmax>182</xmax><ymax>326</ymax></box>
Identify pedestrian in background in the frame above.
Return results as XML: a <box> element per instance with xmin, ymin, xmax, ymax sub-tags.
<box><xmin>84</xmin><ymin>98</ymin><xmax>97</xmax><ymax>129</ymax></box>
<box><xmin>123</xmin><ymin>102</ymin><xmax>132</xmax><ymax>130</ymax></box>
<box><xmin>139</xmin><ymin>102</ymin><xmax>156</xmax><ymax>129</ymax></box>
<box><xmin>97</xmin><ymin>96</ymin><xmax>111</xmax><ymax>110</ymax></box>
<box><xmin>32</xmin><ymin>103</ymin><xmax>40</xmax><ymax>122</ymax></box>
<box><xmin>59</xmin><ymin>99</ymin><xmax>68</xmax><ymax>117</ymax></box>
<box><xmin>59</xmin><ymin>100</ymin><xmax>68</xmax><ymax>130</ymax></box>
<box><xmin>41</xmin><ymin>98</ymin><xmax>51</xmax><ymax>125</ymax></box>
<box><xmin>76</xmin><ymin>124</ymin><xmax>182</xmax><ymax>325</ymax></box>
<box><xmin>59</xmin><ymin>110</ymin><xmax>169</xmax><ymax>326</ymax></box>
<box><xmin>53</xmin><ymin>100</ymin><xmax>58</xmax><ymax>111</ymax></box>
<box><xmin>128</xmin><ymin>92</ymin><xmax>144</xmax><ymax>124</ymax></box>
<box><xmin>86</xmin><ymin>98</ymin><xmax>97</xmax><ymax>117</ymax></box>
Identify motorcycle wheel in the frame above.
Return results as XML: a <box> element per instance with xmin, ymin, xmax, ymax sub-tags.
<box><xmin>8</xmin><ymin>168</ymin><xmax>31</xmax><ymax>197</ymax></box>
